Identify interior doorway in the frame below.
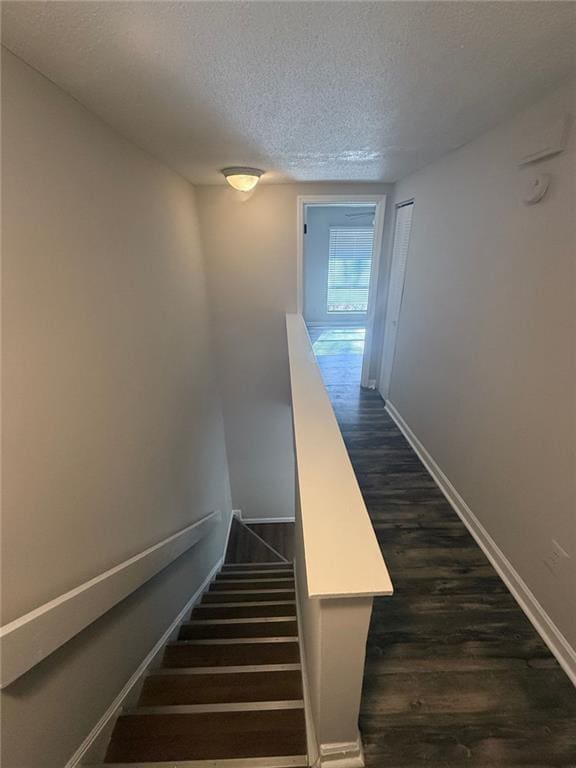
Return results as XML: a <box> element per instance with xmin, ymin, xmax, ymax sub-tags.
<box><xmin>297</xmin><ymin>195</ymin><xmax>386</xmax><ymax>388</ymax></box>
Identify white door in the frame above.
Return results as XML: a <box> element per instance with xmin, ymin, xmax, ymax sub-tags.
<box><xmin>379</xmin><ymin>201</ymin><xmax>414</xmax><ymax>399</ymax></box>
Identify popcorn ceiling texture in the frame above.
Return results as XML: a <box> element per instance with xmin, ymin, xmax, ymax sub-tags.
<box><xmin>2</xmin><ymin>1</ymin><xmax>575</xmax><ymax>185</ymax></box>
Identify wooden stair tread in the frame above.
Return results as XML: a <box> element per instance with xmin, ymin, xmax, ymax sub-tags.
<box><xmin>140</xmin><ymin>669</ymin><xmax>303</xmax><ymax>706</ymax></box>
<box><xmin>202</xmin><ymin>591</ymin><xmax>295</xmax><ymax>604</ymax></box>
<box><xmin>103</xmin><ymin>760</ymin><xmax>307</xmax><ymax>767</ymax></box>
<box><xmin>105</xmin><ymin>708</ymin><xmax>307</xmax><ymax>762</ymax></box>
<box><xmin>211</xmin><ymin>579</ymin><xmax>295</xmax><ymax>591</ymax></box>
<box><xmin>222</xmin><ymin>562</ymin><xmax>293</xmax><ymax>569</ymax></box>
<box><xmin>219</xmin><ymin>569</ymin><xmax>294</xmax><ymax>579</ymax></box>
<box><xmin>103</xmin><ymin>560</ymin><xmax>306</xmax><ymax>766</ymax></box>
<box><xmin>192</xmin><ymin>603</ymin><xmax>295</xmax><ymax>620</ymax></box>
<box><xmin>163</xmin><ymin>640</ymin><xmax>300</xmax><ymax>667</ymax></box>
<box><xmin>179</xmin><ymin>619</ymin><xmax>297</xmax><ymax>640</ymax></box>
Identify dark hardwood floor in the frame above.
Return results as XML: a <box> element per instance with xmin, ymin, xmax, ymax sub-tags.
<box><xmin>309</xmin><ymin>324</ymin><xmax>576</xmax><ymax>767</ymax></box>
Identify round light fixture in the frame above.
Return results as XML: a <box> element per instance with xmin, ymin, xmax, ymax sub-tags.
<box><xmin>221</xmin><ymin>167</ymin><xmax>264</xmax><ymax>192</ymax></box>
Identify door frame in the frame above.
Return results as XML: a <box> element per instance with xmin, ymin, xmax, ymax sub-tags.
<box><xmin>377</xmin><ymin>198</ymin><xmax>415</xmax><ymax>399</ymax></box>
<box><xmin>296</xmin><ymin>194</ymin><xmax>387</xmax><ymax>388</ymax></box>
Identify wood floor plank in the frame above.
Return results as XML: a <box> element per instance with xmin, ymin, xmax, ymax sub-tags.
<box><xmin>308</xmin><ymin>326</ymin><xmax>576</xmax><ymax>768</ymax></box>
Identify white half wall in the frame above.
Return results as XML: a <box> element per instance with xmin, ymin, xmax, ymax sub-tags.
<box><xmin>1</xmin><ymin>48</ymin><xmax>232</xmax><ymax>767</ymax></box>
<box><xmin>196</xmin><ymin>182</ymin><xmax>391</xmax><ymax>521</ymax></box>
<box><xmin>386</xmin><ymin>80</ymin><xmax>576</xmax><ymax>657</ymax></box>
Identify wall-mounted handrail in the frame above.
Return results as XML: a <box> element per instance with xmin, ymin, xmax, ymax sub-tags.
<box><xmin>286</xmin><ymin>313</ymin><xmax>392</xmax><ymax>600</ymax></box>
<box><xmin>0</xmin><ymin>510</ymin><xmax>221</xmax><ymax>688</ymax></box>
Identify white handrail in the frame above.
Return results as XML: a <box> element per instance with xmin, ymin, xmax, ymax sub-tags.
<box><xmin>0</xmin><ymin>510</ymin><xmax>221</xmax><ymax>688</ymax></box>
<box><xmin>286</xmin><ymin>313</ymin><xmax>392</xmax><ymax>599</ymax></box>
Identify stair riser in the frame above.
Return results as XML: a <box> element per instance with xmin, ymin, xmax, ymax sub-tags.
<box><xmin>105</xmin><ymin>709</ymin><xmax>307</xmax><ymax>762</ymax></box>
<box><xmin>179</xmin><ymin>621</ymin><xmax>297</xmax><ymax>640</ymax></box>
<box><xmin>163</xmin><ymin>642</ymin><xmax>300</xmax><ymax>668</ymax></box>
<box><xmin>210</xmin><ymin>580</ymin><xmax>294</xmax><ymax>591</ymax></box>
<box><xmin>139</xmin><ymin>670</ymin><xmax>304</xmax><ymax>706</ymax></box>
<box><xmin>202</xmin><ymin>592</ymin><xmax>295</xmax><ymax>604</ymax></box>
<box><xmin>222</xmin><ymin>563</ymin><xmax>293</xmax><ymax>570</ymax></box>
<box><xmin>192</xmin><ymin>604</ymin><xmax>296</xmax><ymax>620</ymax></box>
<box><xmin>217</xmin><ymin>571</ymin><xmax>294</xmax><ymax>580</ymax></box>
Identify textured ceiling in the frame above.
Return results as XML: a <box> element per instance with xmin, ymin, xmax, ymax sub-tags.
<box><xmin>2</xmin><ymin>1</ymin><xmax>575</xmax><ymax>184</ymax></box>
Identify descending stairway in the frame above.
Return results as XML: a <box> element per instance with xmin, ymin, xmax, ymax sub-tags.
<box><xmin>102</xmin><ymin>559</ymin><xmax>308</xmax><ymax>767</ymax></box>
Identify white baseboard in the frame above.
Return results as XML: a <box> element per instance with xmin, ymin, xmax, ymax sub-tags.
<box><xmin>385</xmin><ymin>400</ymin><xmax>576</xmax><ymax>687</ymax></box>
<box><xmin>241</xmin><ymin>516</ymin><xmax>296</xmax><ymax>525</ymax></box>
<box><xmin>294</xmin><ymin>559</ymin><xmax>365</xmax><ymax>768</ymax></box>
<box><xmin>223</xmin><ymin>508</ymin><xmax>234</xmax><ymax>554</ymax></box>
<box><xmin>294</xmin><ymin>558</ymin><xmax>320</xmax><ymax>768</ymax></box>
<box><xmin>66</xmin><ymin>557</ymin><xmax>223</xmax><ymax>768</ymax></box>
<box><xmin>318</xmin><ymin>736</ymin><xmax>365</xmax><ymax>767</ymax></box>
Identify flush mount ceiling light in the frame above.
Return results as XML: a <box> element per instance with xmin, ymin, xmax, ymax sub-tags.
<box><xmin>221</xmin><ymin>167</ymin><xmax>264</xmax><ymax>192</ymax></box>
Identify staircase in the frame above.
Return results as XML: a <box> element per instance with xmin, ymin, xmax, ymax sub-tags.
<box><xmin>101</xmin><ymin>550</ymin><xmax>308</xmax><ymax>766</ymax></box>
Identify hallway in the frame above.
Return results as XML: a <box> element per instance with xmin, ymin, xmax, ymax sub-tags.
<box><xmin>312</xmin><ymin>340</ymin><xmax>576</xmax><ymax>766</ymax></box>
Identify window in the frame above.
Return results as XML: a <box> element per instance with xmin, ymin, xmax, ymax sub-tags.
<box><xmin>327</xmin><ymin>226</ymin><xmax>374</xmax><ymax>313</ymax></box>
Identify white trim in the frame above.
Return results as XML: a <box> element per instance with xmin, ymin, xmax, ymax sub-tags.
<box><xmin>304</xmin><ymin>320</ymin><xmax>366</xmax><ymax>329</ymax></box>
<box><xmin>101</xmin><ymin>757</ymin><xmax>308</xmax><ymax>768</ymax></box>
<box><xmin>212</xmin><ymin>577</ymin><xmax>294</xmax><ymax>584</ymax></box>
<box><xmin>360</xmin><ymin>197</ymin><xmax>386</xmax><ymax>389</ymax></box>
<box><xmin>294</xmin><ymin>558</ymin><xmax>320</xmax><ymax>768</ymax></box>
<box><xmin>0</xmin><ymin>510</ymin><xmax>221</xmax><ymax>689</ymax></box>
<box><xmin>377</xmin><ymin>199</ymin><xmax>415</xmax><ymax>399</ymax></box>
<box><xmin>296</xmin><ymin>194</ymin><xmax>387</xmax><ymax>389</ymax></box>
<box><xmin>223</xmin><ymin>508</ymin><xmax>234</xmax><ymax>557</ymax></box>
<box><xmin>241</xmin><ymin>516</ymin><xmax>296</xmax><ymax>525</ymax></box>
<box><xmin>150</xmin><ymin>663</ymin><xmax>302</xmax><ymax>675</ymax></box>
<box><xmin>65</xmin><ymin>557</ymin><xmax>223</xmax><ymax>768</ymax></box>
<box><xmin>385</xmin><ymin>401</ymin><xmax>576</xmax><ymax>687</ymax></box>
<box><xmin>184</xmin><ymin>616</ymin><xmax>296</xmax><ymax>625</ymax></box>
<box><xmin>199</xmin><ymin>601</ymin><xmax>296</xmax><ymax>608</ymax></box>
<box><xmin>318</xmin><ymin>737</ymin><xmax>365</xmax><ymax>768</ymax></box>
<box><xmin>172</xmin><ymin>637</ymin><xmax>299</xmax><ymax>645</ymax></box>
<box><xmin>219</xmin><ymin>570</ymin><xmax>295</xmax><ymax>578</ymax></box>
<box><xmin>129</xmin><ymin>700</ymin><xmax>304</xmax><ymax>714</ymax></box>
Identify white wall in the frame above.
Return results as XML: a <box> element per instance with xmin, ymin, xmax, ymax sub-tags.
<box><xmin>196</xmin><ymin>183</ymin><xmax>391</xmax><ymax>520</ymax></box>
<box><xmin>304</xmin><ymin>205</ymin><xmax>374</xmax><ymax>325</ymax></box>
<box><xmin>387</xmin><ymin>80</ymin><xmax>576</xmax><ymax>656</ymax></box>
<box><xmin>1</xmin><ymin>48</ymin><xmax>232</xmax><ymax>767</ymax></box>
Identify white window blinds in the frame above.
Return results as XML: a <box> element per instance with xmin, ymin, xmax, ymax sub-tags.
<box><xmin>327</xmin><ymin>227</ymin><xmax>375</xmax><ymax>313</ymax></box>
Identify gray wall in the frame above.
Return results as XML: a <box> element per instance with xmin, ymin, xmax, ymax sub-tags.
<box><xmin>196</xmin><ymin>183</ymin><xmax>391</xmax><ymax>520</ymax></box>
<box><xmin>303</xmin><ymin>205</ymin><xmax>374</xmax><ymax>325</ymax></box>
<box><xmin>1</xmin><ymin>48</ymin><xmax>232</xmax><ymax>767</ymax></box>
<box><xmin>388</xmin><ymin>80</ymin><xmax>576</xmax><ymax>654</ymax></box>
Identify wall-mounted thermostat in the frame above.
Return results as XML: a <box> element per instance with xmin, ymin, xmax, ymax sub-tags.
<box><xmin>522</xmin><ymin>173</ymin><xmax>551</xmax><ymax>205</ymax></box>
